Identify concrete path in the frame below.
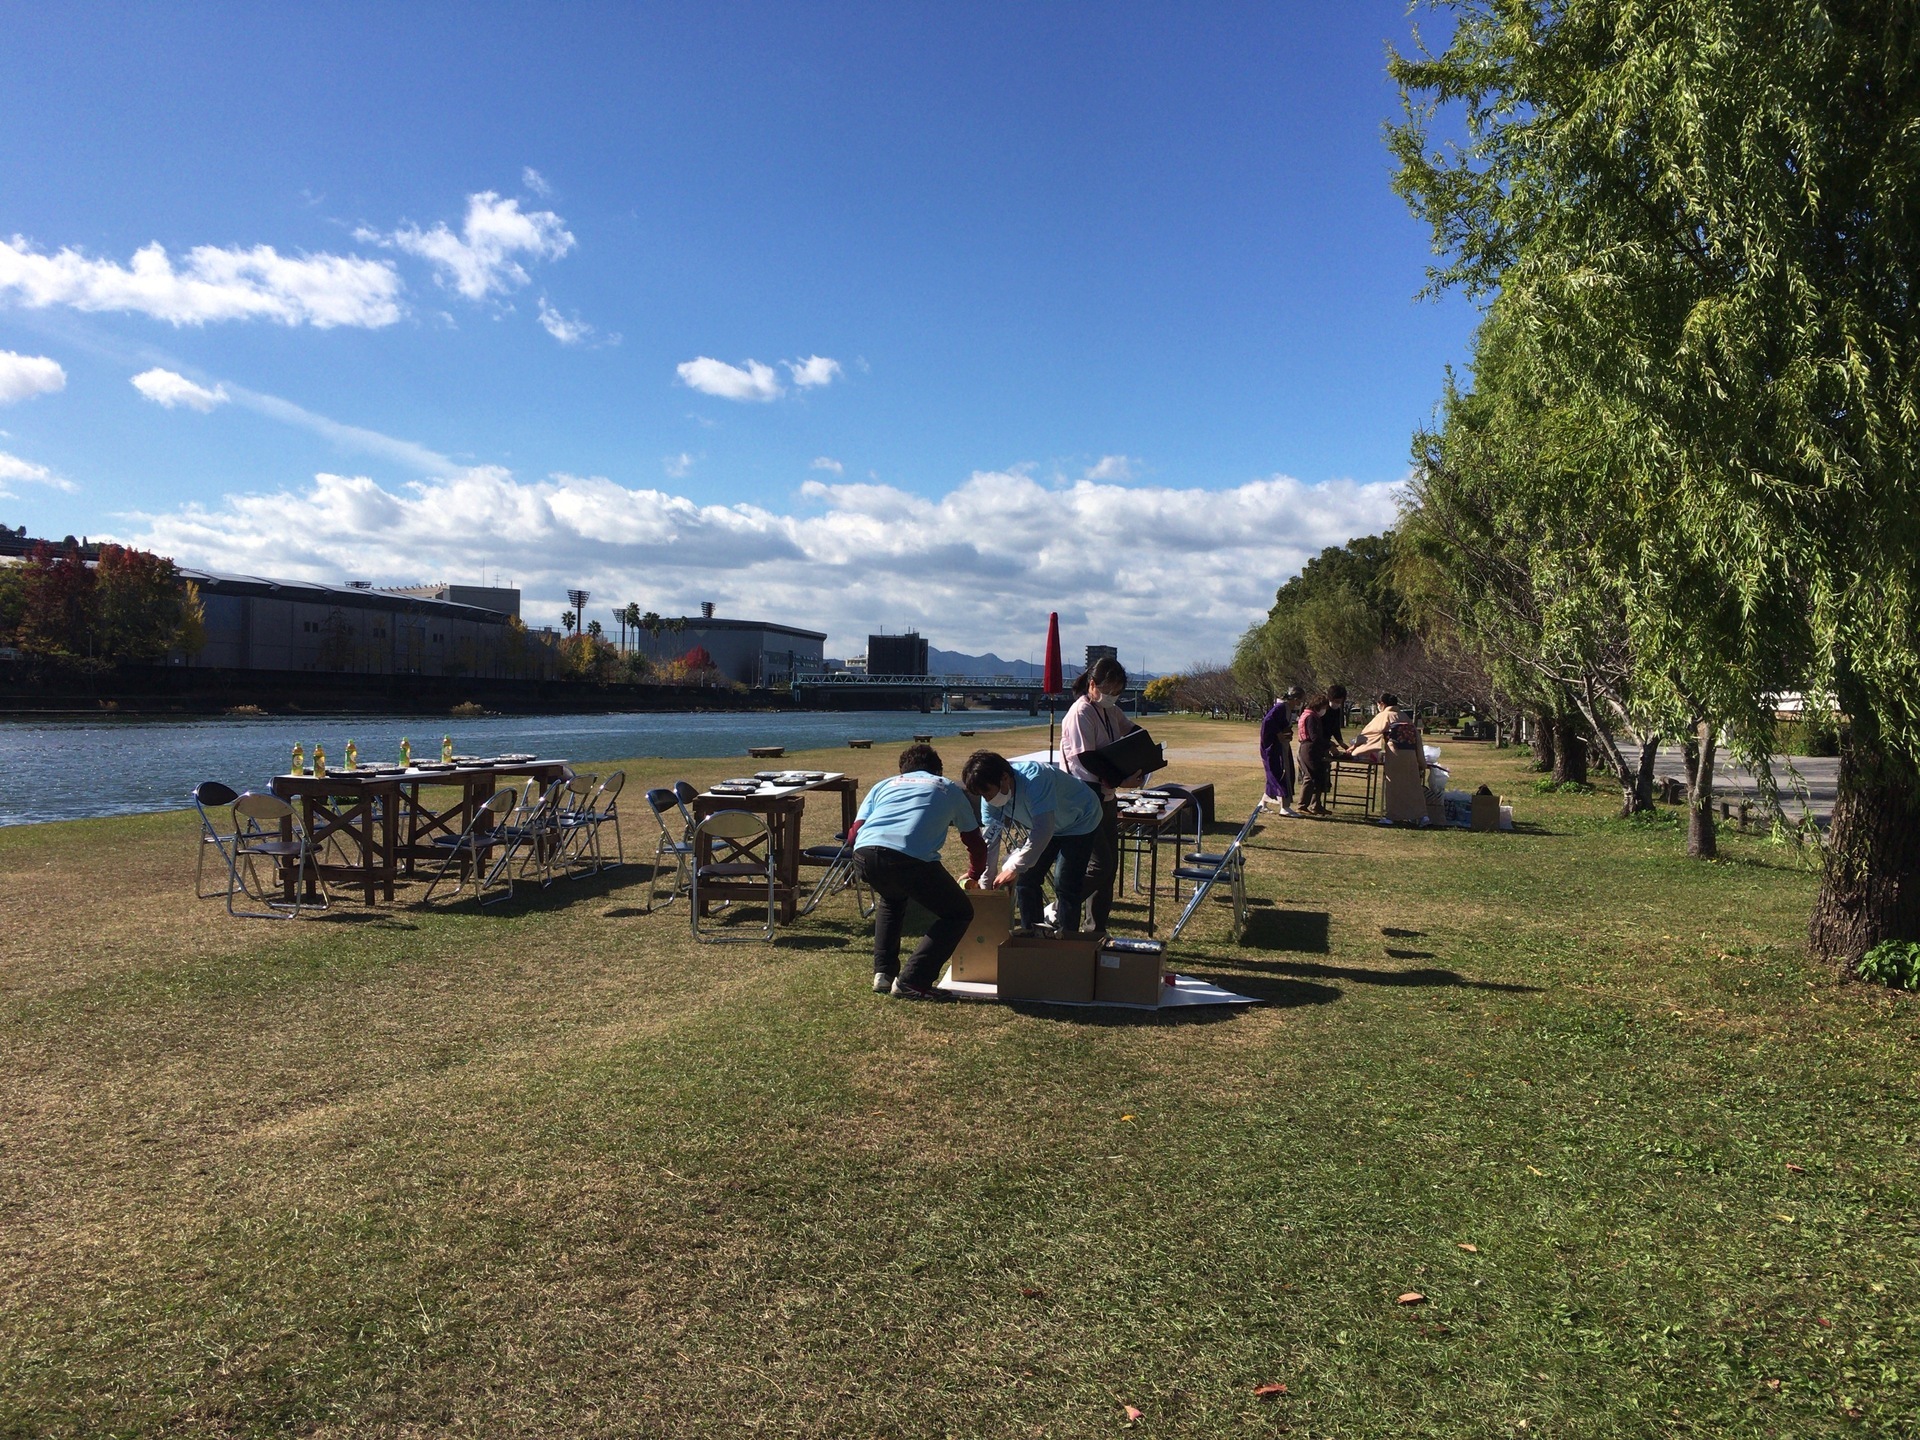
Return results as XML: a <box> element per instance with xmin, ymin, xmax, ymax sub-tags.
<box><xmin>1649</xmin><ymin>747</ymin><xmax>1838</xmax><ymax>826</ymax></box>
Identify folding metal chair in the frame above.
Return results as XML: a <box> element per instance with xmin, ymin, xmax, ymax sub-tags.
<box><xmin>192</xmin><ymin>780</ymin><xmax>241</xmax><ymax>900</ymax></box>
<box><xmin>644</xmin><ymin>786</ymin><xmax>696</xmax><ymax>911</ymax></box>
<box><xmin>420</xmin><ymin>787</ymin><xmax>523</xmax><ymax>906</ymax></box>
<box><xmin>1167</xmin><ymin>807</ymin><xmax>1259</xmax><ymax>943</ymax></box>
<box><xmin>796</xmin><ymin>834</ymin><xmax>875</xmax><ymax>918</ymax></box>
<box><xmin>499</xmin><ymin>777</ymin><xmax>567</xmax><ymax>887</ymax></box>
<box><xmin>690</xmin><ymin>808</ymin><xmax>776</xmax><ymax>943</ymax></box>
<box><xmin>586</xmin><ymin>771</ymin><xmax>626</xmax><ymax>870</ymax></box>
<box><xmin>226</xmin><ymin>792</ymin><xmax>331</xmax><ymax>919</ymax></box>
<box><xmin>546</xmin><ymin>774</ymin><xmax>601</xmax><ymax>881</ymax></box>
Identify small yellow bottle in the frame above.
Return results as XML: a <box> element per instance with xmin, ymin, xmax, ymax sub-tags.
<box><xmin>399</xmin><ymin>737</ymin><xmax>412</xmax><ymax>768</ymax></box>
<box><xmin>314</xmin><ymin>744</ymin><xmax>328</xmax><ymax>779</ymax></box>
<box><xmin>442</xmin><ymin>734</ymin><xmax>454</xmax><ymax>763</ymax></box>
<box><xmin>345</xmin><ymin>739</ymin><xmax>358</xmax><ymax>771</ymax></box>
<box><xmin>291</xmin><ymin>741</ymin><xmax>305</xmax><ymax>775</ymax></box>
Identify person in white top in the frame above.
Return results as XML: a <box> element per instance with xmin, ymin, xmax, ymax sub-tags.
<box><xmin>1059</xmin><ymin>656</ymin><xmax>1143</xmax><ymax>935</ymax></box>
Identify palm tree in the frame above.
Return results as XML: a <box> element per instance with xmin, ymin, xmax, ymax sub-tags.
<box><xmin>622</xmin><ymin>602</ymin><xmax>642</xmax><ymax>656</ymax></box>
<box><xmin>586</xmin><ymin>619</ymin><xmax>604</xmax><ymax>640</ymax></box>
<box><xmin>561</xmin><ymin>609</ymin><xmax>577</xmax><ymax>635</ymax></box>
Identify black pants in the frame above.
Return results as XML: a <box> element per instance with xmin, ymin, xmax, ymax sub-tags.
<box><xmin>854</xmin><ymin>846</ymin><xmax>974</xmax><ymax>988</ymax></box>
<box><xmin>1014</xmin><ymin>828</ymin><xmax>1097</xmax><ymax>934</ymax></box>
<box><xmin>1083</xmin><ymin>796</ymin><xmax>1120</xmax><ymax>932</ymax></box>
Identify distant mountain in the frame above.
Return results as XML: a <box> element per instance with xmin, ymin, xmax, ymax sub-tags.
<box><xmin>928</xmin><ymin>647</ymin><xmax>1042</xmax><ymax>679</ymax></box>
<box><xmin>926</xmin><ymin>647</ymin><xmax>1159</xmax><ymax>683</ymax></box>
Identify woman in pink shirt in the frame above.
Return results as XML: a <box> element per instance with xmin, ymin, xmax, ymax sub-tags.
<box><xmin>1060</xmin><ymin>656</ymin><xmax>1141</xmax><ymax>934</ymax></box>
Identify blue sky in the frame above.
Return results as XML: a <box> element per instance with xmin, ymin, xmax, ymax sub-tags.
<box><xmin>0</xmin><ymin>2</ymin><xmax>1474</xmax><ymax>665</ymax></box>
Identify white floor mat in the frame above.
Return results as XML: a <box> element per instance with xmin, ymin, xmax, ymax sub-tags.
<box><xmin>935</xmin><ymin>972</ymin><xmax>1258</xmax><ymax>1009</ymax></box>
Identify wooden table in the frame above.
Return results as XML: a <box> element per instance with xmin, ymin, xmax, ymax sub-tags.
<box><xmin>1113</xmin><ymin>793</ymin><xmax>1192</xmax><ymax>936</ymax></box>
<box><xmin>690</xmin><ymin>772</ymin><xmax>858</xmax><ymax>923</ymax></box>
<box><xmin>269</xmin><ymin>759</ymin><xmax>572</xmax><ymax>903</ymax></box>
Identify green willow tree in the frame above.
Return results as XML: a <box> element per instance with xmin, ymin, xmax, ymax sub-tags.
<box><xmin>1397</xmin><ymin>316</ymin><xmax>1669</xmax><ymax>817</ymax></box>
<box><xmin>1391</xmin><ymin>0</ymin><xmax>1920</xmax><ymax>964</ymax></box>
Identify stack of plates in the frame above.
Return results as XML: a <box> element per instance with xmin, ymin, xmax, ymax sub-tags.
<box><xmin>710</xmin><ymin>779</ymin><xmax>763</xmax><ymax>796</ymax></box>
<box><xmin>496</xmin><ymin>752</ymin><xmax>538</xmax><ymax>763</ymax></box>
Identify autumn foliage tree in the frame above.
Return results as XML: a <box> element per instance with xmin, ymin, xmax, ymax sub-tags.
<box><xmin>0</xmin><ymin>542</ymin><xmax>203</xmax><ymax>665</ymax></box>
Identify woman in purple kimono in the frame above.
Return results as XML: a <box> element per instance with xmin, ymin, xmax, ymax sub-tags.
<box><xmin>1259</xmin><ymin>685</ymin><xmax>1303</xmax><ymax>814</ymax></box>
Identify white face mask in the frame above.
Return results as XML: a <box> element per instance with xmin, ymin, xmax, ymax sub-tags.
<box><xmin>986</xmin><ymin>783</ymin><xmax>1013</xmax><ymax>808</ymax></box>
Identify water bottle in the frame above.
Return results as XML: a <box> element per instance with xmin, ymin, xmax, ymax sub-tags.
<box><xmin>442</xmin><ymin>734</ymin><xmax>454</xmax><ymax>764</ymax></box>
<box><xmin>399</xmin><ymin>737</ymin><xmax>412</xmax><ymax>768</ymax></box>
<box><xmin>345</xmin><ymin>739</ymin><xmax>358</xmax><ymax>771</ymax></box>
<box><xmin>291</xmin><ymin>741</ymin><xmax>305</xmax><ymax>775</ymax></box>
<box><xmin>314</xmin><ymin>744</ymin><xmax>328</xmax><ymax>779</ymax></box>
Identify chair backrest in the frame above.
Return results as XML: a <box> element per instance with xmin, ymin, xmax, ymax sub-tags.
<box><xmin>645</xmin><ymin>787</ymin><xmax>681</xmax><ymax>834</ymax></box>
<box><xmin>230</xmin><ymin>794</ymin><xmax>293</xmax><ymax>840</ymax></box>
<box><xmin>695</xmin><ymin>808</ymin><xmax>767</xmax><ymax>842</ymax></box>
<box><xmin>477</xmin><ymin>787</ymin><xmax>519</xmax><ymax>825</ymax></box>
<box><xmin>595</xmin><ymin>770</ymin><xmax>626</xmax><ymax>811</ymax></box>
<box><xmin>193</xmin><ymin>780</ymin><xmax>239</xmax><ymax>808</ymax></box>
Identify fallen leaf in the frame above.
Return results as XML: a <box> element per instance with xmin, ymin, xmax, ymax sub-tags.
<box><xmin>1846</xmin><ymin>1407</ymin><xmax>1864</xmax><ymax>1420</ymax></box>
<box><xmin>1121</xmin><ymin>1114</ymin><xmax>1136</xmax><ymax>1121</ymax></box>
<box><xmin>1766</xmin><ymin>1379</ymin><xmax>1782</xmax><ymax>1390</ymax></box>
<box><xmin>1123</xmin><ymin>1404</ymin><xmax>1143</xmax><ymax>1422</ymax></box>
<box><xmin>1253</xmin><ymin>1382</ymin><xmax>1289</xmax><ymax>1398</ymax></box>
<box><xmin>1019</xmin><ymin>1287</ymin><xmax>1045</xmax><ymax>1299</ymax></box>
<box><xmin>1815</xmin><ymin>1317</ymin><xmax>1833</xmax><ymax>1329</ymax></box>
<box><xmin>1786</xmin><ymin>1163</ymin><xmax>1805</xmax><ymax>1173</ymax></box>
<box><xmin>1457</xmin><ymin>1243</ymin><xmax>1479</xmax><ymax>1253</ymax></box>
<box><xmin>1774</xmin><ymin>1214</ymin><xmax>1796</xmax><ymax>1223</ymax></box>
<box><xmin>1397</xmin><ymin>1292</ymin><xmax>1427</xmax><ymax>1305</ymax></box>
<box><xmin>1526</xmin><ymin>1165</ymin><xmax>1545</xmax><ymax>1176</ymax></box>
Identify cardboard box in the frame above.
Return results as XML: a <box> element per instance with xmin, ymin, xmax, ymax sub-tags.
<box><xmin>949</xmin><ymin>887</ymin><xmax>1014</xmax><ymax>983</ymax></box>
<box><xmin>1094</xmin><ymin>940</ymin><xmax>1165</xmax><ymax>1007</ymax></box>
<box><xmin>1470</xmin><ymin>790</ymin><xmax>1501</xmax><ymax>832</ymax></box>
<box><xmin>1426</xmin><ymin>795</ymin><xmax>1447</xmax><ymax>827</ymax></box>
<box><xmin>1382</xmin><ymin>749</ymin><xmax>1426</xmax><ymax>824</ymax></box>
<box><xmin>996</xmin><ymin>933</ymin><xmax>1099</xmax><ymax>1004</ymax></box>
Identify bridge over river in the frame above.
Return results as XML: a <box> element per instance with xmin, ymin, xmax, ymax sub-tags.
<box><xmin>789</xmin><ymin>673</ymin><xmax>1138</xmax><ymax>713</ymax></box>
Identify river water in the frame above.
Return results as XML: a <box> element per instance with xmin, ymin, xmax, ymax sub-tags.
<box><xmin>0</xmin><ymin>710</ymin><xmax>1039</xmax><ymax>827</ymax></box>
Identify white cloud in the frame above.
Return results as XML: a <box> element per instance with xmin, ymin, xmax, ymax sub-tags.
<box><xmin>131</xmin><ymin>367</ymin><xmax>229</xmax><ymax>412</ymax></box>
<box><xmin>362</xmin><ymin>191</ymin><xmax>574</xmax><ymax>301</ymax></box>
<box><xmin>785</xmin><ymin>355</ymin><xmax>841</xmax><ymax>389</ymax></box>
<box><xmin>0</xmin><ymin>449</ymin><xmax>78</xmax><ymax>499</ymax></box>
<box><xmin>0</xmin><ymin>236</ymin><xmax>402</xmax><ymax>328</ymax></box>
<box><xmin>677</xmin><ymin>356</ymin><xmax>783</xmax><ymax>402</ymax></box>
<box><xmin>0</xmin><ymin>350</ymin><xmax>65</xmax><ymax>404</ymax></box>
<box><xmin>522</xmin><ymin>166</ymin><xmax>552</xmax><ymax>197</ymax></box>
<box><xmin>538</xmin><ymin>297</ymin><xmax>593</xmax><ymax>344</ymax></box>
<box><xmin>810</xmin><ymin>456</ymin><xmax>844</xmax><ymax>474</ymax></box>
<box><xmin>114</xmin><ymin>464</ymin><xmax>1403</xmax><ymax>661</ymax></box>
<box><xmin>663</xmin><ymin>452</ymin><xmax>695</xmax><ymax>479</ymax></box>
<box><xmin>1082</xmin><ymin>454</ymin><xmax>1137</xmax><ymax>483</ymax></box>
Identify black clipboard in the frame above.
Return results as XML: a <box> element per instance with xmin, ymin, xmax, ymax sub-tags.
<box><xmin>1083</xmin><ymin>726</ymin><xmax>1165</xmax><ymax>787</ymax></box>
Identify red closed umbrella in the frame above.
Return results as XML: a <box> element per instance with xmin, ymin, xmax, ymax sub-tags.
<box><xmin>1044</xmin><ymin>612</ymin><xmax>1065</xmax><ymax>762</ymax></box>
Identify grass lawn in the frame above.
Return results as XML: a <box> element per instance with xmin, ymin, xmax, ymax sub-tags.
<box><xmin>2</xmin><ymin>716</ymin><xmax>1915</xmax><ymax>1438</ymax></box>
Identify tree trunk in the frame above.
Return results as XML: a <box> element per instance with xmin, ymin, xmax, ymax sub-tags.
<box><xmin>1552</xmin><ymin>714</ymin><xmax>1588</xmax><ymax>785</ymax></box>
<box><xmin>1623</xmin><ymin>734</ymin><xmax>1660</xmax><ymax>817</ymax></box>
<box><xmin>1686</xmin><ymin>719</ymin><xmax>1717</xmax><ymax>859</ymax></box>
<box><xmin>1809</xmin><ymin>685</ymin><xmax>1920</xmax><ymax>969</ymax></box>
<box><xmin>1530</xmin><ymin>709</ymin><xmax>1555</xmax><ymax>772</ymax></box>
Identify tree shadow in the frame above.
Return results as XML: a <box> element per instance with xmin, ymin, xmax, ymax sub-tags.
<box><xmin>1385</xmin><ymin>947</ymin><xmax>1436</xmax><ymax>960</ymax></box>
<box><xmin>1382</xmin><ymin>926</ymin><xmax>1425</xmax><ymax>939</ymax></box>
<box><xmin>1233</xmin><ymin>957</ymin><xmax>1541</xmax><ymax>994</ymax></box>
<box><xmin>1240</xmin><ymin>908</ymin><xmax>1332</xmax><ymax>955</ymax></box>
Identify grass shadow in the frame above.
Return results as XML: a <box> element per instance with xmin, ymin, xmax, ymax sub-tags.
<box><xmin>1234</xmin><ymin>957</ymin><xmax>1542</xmax><ymax>994</ymax></box>
<box><xmin>1240</xmin><ymin>908</ymin><xmax>1332</xmax><ymax>955</ymax></box>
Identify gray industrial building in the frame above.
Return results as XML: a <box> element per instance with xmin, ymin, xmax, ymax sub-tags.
<box><xmin>631</xmin><ymin>610</ymin><xmax>826</xmax><ymax>687</ymax></box>
<box><xmin>867</xmin><ymin>632</ymin><xmax>929</xmax><ymax>677</ymax></box>
<box><xmin>180</xmin><ymin>570</ymin><xmax>550</xmax><ymax>678</ymax></box>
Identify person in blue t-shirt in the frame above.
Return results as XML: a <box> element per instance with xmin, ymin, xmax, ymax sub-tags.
<box><xmin>849</xmin><ymin>743</ymin><xmax>988</xmax><ymax>1001</ymax></box>
<box><xmin>959</xmin><ymin>750</ymin><xmax>1103</xmax><ymax>936</ymax></box>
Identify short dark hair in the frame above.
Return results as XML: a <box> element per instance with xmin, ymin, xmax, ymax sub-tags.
<box><xmin>898</xmin><ymin>743</ymin><xmax>943</xmax><ymax>776</ymax></box>
<box><xmin>1327</xmin><ymin>684</ymin><xmax>1347</xmax><ymax>702</ymax></box>
<box><xmin>961</xmin><ymin>749</ymin><xmax>1012</xmax><ymax>798</ymax></box>
<box><xmin>1379</xmin><ymin>692</ymin><xmax>1399</xmax><ymax>708</ymax></box>
<box><xmin>1284</xmin><ymin>684</ymin><xmax>1305</xmax><ymax>701</ymax></box>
